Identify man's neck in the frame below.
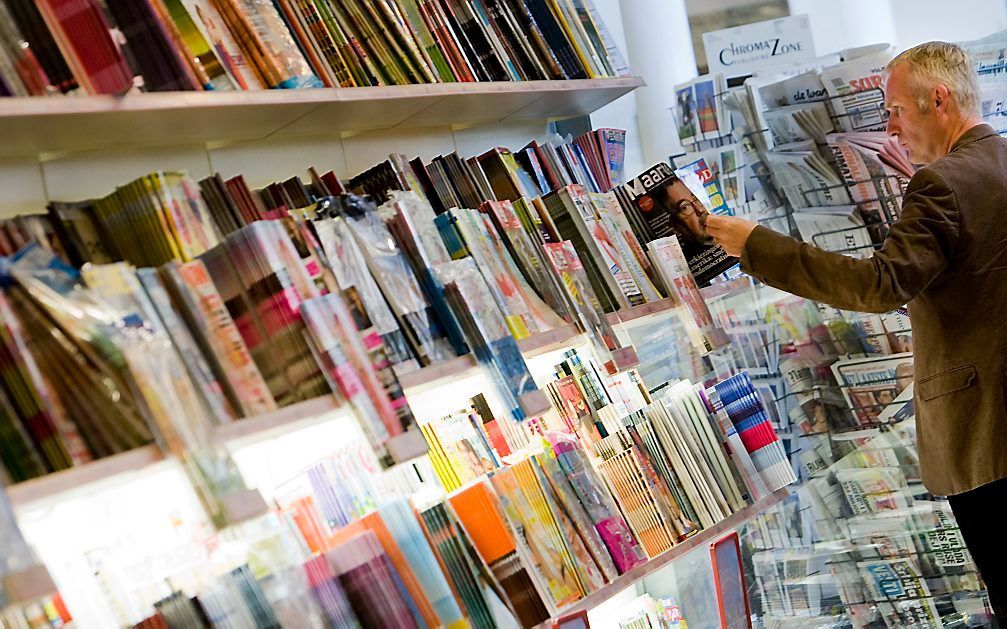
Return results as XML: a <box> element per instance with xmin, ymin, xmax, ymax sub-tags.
<box><xmin>945</xmin><ymin>116</ymin><xmax>986</xmax><ymax>154</ymax></box>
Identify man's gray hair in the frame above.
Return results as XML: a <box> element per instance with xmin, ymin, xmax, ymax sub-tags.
<box><xmin>886</xmin><ymin>41</ymin><xmax>981</xmax><ymax>116</ymax></box>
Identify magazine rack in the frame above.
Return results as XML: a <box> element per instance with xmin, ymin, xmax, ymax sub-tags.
<box><xmin>699</xmin><ymin>279</ymin><xmax>994</xmax><ymax>626</ymax></box>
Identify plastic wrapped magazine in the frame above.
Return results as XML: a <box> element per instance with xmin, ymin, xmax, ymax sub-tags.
<box><xmin>543</xmin><ymin>185</ymin><xmax>644</xmax><ymax>311</ymax></box>
<box><xmin>158</xmin><ymin>259</ymin><xmax>277</xmax><ymax>417</ymax></box>
<box><xmin>588</xmin><ymin>191</ymin><xmax>663</xmax><ymax>302</ymax></box>
<box><xmin>284</xmin><ymin>207</ymin><xmax>425</xmax><ymax>462</ymax></box>
<box><xmin>481</xmin><ymin>199</ymin><xmax>572</xmax><ymax>322</ymax></box>
<box><xmin>337</xmin><ymin>194</ymin><xmax>454</xmax><ymax>366</ymax></box>
<box><xmin>489</xmin><ymin>459</ymin><xmax>585</xmax><ymax>611</ymax></box>
<box><xmin>647</xmin><ymin>235</ymin><xmax>730</xmax><ymax>354</ymax></box>
<box><xmin>311</xmin><ymin>214</ymin><xmax>416</xmax><ymax>371</ymax></box>
<box><xmin>199</xmin><ymin>221</ymin><xmax>330</xmax><ymax>406</ymax></box>
<box><xmin>135</xmin><ymin>267</ymin><xmax>236</xmax><ymax>422</ymax></box>
<box><xmin>417</xmin><ymin>501</ymin><xmax>497</xmax><ymax>629</ymax></box>
<box><xmin>437</xmin><ymin>206</ymin><xmax>562</xmax><ymax>338</ymax></box>
<box><xmin>534</xmin><ymin>446</ymin><xmax>620</xmax><ymax>583</ymax></box>
<box><xmin>301</xmin><ymin>292</ymin><xmax>427</xmax><ymax>467</ymax></box>
<box><xmin>435</xmin><ymin>258</ymin><xmax>550</xmax><ymax>421</ymax></box>
<box><xmin>471</xmin><ymin>209</ymin><xmax>566</xmax><ymax>330</ymax></box>
<box><xmin>0</xmin><ymin>285</ymin><xmax>100</xmax><ymax>476</ymax></box>
<box><xmin>11</xmin><ymin>247</ymin><xmax>260</xmax><ymax>530</ymax></box>
<box><xmin>380</xmin><ymin>191</ymin><xmax>468</xmax><ymax>354</ymax></box>
<box><xmin>542</xmin><ymin>240</ymin><xmax>639</xmax><ymax>375</ymax></box>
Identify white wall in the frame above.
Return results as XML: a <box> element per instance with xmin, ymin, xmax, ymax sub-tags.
<box><xmin>587</xmin><ymin>0</ymin><xmax>646</xmax><ymax>176</ymax></box>
<box><xmin>790</xmin><ymin>0</ymin><xmax>1007</xmax><ymax>54</ymax></box>
<box><xmin>889</xmin><ymin>0</ymin><xmax>1007</xmax><ymax>48</ymax></box>
<box><xmin>789</xmin><ymin>0</ymin><xmax>897</xmax><ymax>56</ymax></box>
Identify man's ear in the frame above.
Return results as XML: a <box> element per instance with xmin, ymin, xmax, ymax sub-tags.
<box><xmin>934</xmin><ymin>84</ymin><xmax>951</xmax><ymax>114</ymax></box>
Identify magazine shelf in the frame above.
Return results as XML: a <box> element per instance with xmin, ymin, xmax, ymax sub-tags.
<box><xmin>0</xmin><ymin>78</ymin><xmax>643</xmax><ymax>158</ymax></box>
<box><xmin>399</xmin><ymin>298</ymin><xmax>678</xmax><ymax>391</ymax></box>
<box><xmin>6</xmin><ymin>298</ymin><xmax>679</xmax><ymax>509</ymax></box>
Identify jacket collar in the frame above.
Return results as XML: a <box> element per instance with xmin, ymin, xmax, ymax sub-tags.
<box><xmin>951</xmin><ymin>123</ymin><xmax>996</xmax><ymax>153</ymax></box>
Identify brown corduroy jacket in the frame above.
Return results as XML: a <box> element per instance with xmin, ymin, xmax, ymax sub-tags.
<box><xmin>742</xmin><ymin>123</ymin><xmax>1007</xmax><ymax>496</ymax></box>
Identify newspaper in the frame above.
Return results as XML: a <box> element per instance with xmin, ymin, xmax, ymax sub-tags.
<box><xmin>792</xmin><ymin>205</ymin><xmax>873</xmax><ymax>258</ymax></box>
<box><xmin>831</xmin><ymin>353</ymin><xmax>914</xmax><ymax>426</ymax></box>
<box><xmin>764</xmin><ymin>102</ymin><xmax>834</xmax><ymax>146</ymax></box>
<box><xmin>647</xmin><ymin>236</ymin><xmax>730</xmax><ymax>354</ymax></box>
<box><xmin>823</xmin><ymin>133</ymin><xmax>910</xmax><ymax>243</ymax></box>
<box><xmin>961</xmin><ymin>30</ymin><xmax>1007</xmax><ymax>135</ymax></box>
<box><xmin>820</xmin><ymin>46</ymin><xmax>896</xmax><ymax>133</ymax></box>
<box><xmin>857</xmin><ymin>558</ymin><xmax>942</xmax><ymax>627</ymax></box>
<box><xmin>764</xmin><ymin>149</ymin><xmax>849</xmax><ymax>209</ymax></box>
<box><xmin>960</xmin><ymin>29</ymin><xmax>1007</xmax><ymax>82</ymax></box>
<box><xmin>979</xmin><ymin>82</ymin><xmax>1007</xmax><ymax>135</ymax></box>
<box><xmin>836</xmin><ymin>467</ymin><xmax>912</xmax><ymax>517</ymax></box>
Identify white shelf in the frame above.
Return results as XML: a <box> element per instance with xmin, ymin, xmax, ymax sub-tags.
<box><xmin>6</xmin><ymin>445</ymin><xmax>166</xmax><ymax>507</ymax></box>
<box><xmin>7</xmin><ymin>395</ymin><xmax>343</xmax><ymax>507</ymax></box>
<box><xmin>0</xmin><ymin>78</ymin><xmax>644</xmax><ymax>158</ymax></box>
<box><xmin>543</xmin><ymin>488</ymin><xmax>791</xmax><ymax>623</ymax></box>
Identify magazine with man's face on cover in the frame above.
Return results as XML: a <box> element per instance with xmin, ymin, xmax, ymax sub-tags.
<box><xmin>615</xmin><ymin>162</ymin><xmax>738</xmax><ymax>285</ymax></box>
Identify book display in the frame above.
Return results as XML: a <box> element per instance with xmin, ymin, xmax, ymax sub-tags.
<box><xmin>3</xmin><ymin>3</ymin><xmax>1007</xmax><ymax>625</ymax></box>
<box><xmin>0</xmin><ymin>98</ymin><xmax>812</xmax><ymax>625</ymax></box>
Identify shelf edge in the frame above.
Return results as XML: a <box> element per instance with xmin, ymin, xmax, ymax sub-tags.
<box><xmin>543</xmin><ymin>487</ymin><xmax>791</xmax><ymax>622</ymax></box>
<box><xmin>8</xmin><ymin>395</ymin><xmax>346</xmax><ymax>507</ymax></box>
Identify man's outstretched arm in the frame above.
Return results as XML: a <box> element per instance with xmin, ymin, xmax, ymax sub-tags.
<box><xmin>707</xmin><ymin>169</ymin><xmax>959</xmax><ymax>313</ymax></box>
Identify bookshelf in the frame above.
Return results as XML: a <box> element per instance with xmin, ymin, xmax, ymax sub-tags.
<box><xmin>542</xmin><ymin>488</ymin><xmax>791</xmax><ymax>624</ymax></box>
<box><xmin>0</xmin><ymin>78</ymin><xmax>643</xmax><ymax>158</ymax></box>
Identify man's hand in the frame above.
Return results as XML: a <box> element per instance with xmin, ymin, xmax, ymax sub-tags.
<box><xmin>707</xmin><ymin>215</ymin><xmax>759</xmax><ymax>257</ymax></box>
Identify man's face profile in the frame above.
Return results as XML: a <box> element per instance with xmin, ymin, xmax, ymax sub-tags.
<box><xmin>661</xmin><ymin>179</ymin><xmax>712</xmax><ymax>245</ymax></box>
<box><xmin>883</xmin><ymin>65</ymin><xmax>944</xmax><ymax>164</ymax></box>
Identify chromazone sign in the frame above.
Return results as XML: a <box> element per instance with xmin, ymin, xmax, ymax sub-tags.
<box><xmin>703</xmin><ymin>14</ymin><xmax>816</xmax><ymax>78</ymax></box>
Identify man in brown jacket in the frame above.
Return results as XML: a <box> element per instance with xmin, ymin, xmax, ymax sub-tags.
<box><xmin>707</xmin><ymin>42</ymin><xmax>1007</xmax><ymax>622</ymax></box>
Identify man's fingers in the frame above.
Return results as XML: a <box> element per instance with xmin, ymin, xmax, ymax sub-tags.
<box><xmin>706</xmin><ymin>216</ymin><xmax>727</xmax><ymax>233</ymax></box>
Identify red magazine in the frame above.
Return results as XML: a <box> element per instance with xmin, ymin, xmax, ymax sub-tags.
<box><xmin>37</xmin><ymin>0</ymin><xmax>134</xmax><ymax>95</ymax></box>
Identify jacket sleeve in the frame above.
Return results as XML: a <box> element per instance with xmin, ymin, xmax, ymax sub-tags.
<box><xmin>741</xmin><ymin>168</ymin><xmax>960</xmax><ymax>313</ymax></box>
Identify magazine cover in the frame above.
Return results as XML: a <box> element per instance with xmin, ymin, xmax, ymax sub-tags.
<box><xmin>615</xmin><ymin>162</ymin><xmax>738</xmax><ymax>285</ymax></box>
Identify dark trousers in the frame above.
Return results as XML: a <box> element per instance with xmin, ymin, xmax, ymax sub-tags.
<box><xmin>948</xmin><ymin>476</ymin><xmax>1007</xmax><ymax>626</ymax></box>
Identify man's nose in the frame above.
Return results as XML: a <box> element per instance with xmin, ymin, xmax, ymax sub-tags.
<box><xmin>886</xmin><ymin>118</ymin><xmax>899</xmax><ymax>137</ymax></box>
